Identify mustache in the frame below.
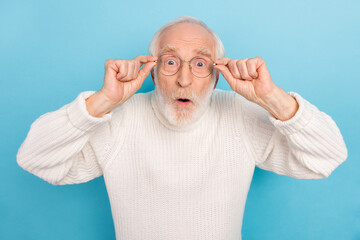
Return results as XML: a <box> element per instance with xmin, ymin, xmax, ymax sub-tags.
<box><xmin>169</xmin><ymin>88</ymin><xmax>199</xmax><ymax>102</ymax></box>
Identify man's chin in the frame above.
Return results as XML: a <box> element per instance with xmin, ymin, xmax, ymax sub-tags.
<box><xmin>172</xmin><ymin>112</ymin><xmax>196</xmax><ymax>127</ymax></box>
<box><xmin>166</xmin><ymin>101</ymin><xmax>197</xmax><ymax>127</ymax></box>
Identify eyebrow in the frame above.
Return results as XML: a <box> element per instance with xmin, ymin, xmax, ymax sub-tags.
<box><xmin>159</xmin><ymin>44</ymin><xmax>213</xmax><ymax>59</ymax></box>
<box><xmin>159</xmin><ymin>44</ymin><xmax>177</xmax><ymax>55</ymax></box>
<box><xmin>195</xmin><ymin>47</ymin><xmax>213</xmax><ymax>58</ymax></box>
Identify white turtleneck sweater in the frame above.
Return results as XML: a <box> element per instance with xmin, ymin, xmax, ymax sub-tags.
<box><xmin>16</xmin><ymin>88</ymin><xmax>348</xmax><ymax>240</ymax></box>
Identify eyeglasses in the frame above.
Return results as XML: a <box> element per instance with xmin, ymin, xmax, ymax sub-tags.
<box><xmin>155</xmin><ymin>54</ymin><xmax>216</xmax><ymax>78</ymax></box>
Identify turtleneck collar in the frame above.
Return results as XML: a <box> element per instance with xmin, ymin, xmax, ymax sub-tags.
<box><xmin>150</xmin><ymin>90</ymin><xmax>213</xmax><ymax>132</ymax></box>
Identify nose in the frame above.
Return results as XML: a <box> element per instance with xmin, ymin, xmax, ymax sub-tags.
<box><xmin>177</xmin><ymin>61</ymin><xmax>193</xmax><ymax>88</ymax></box>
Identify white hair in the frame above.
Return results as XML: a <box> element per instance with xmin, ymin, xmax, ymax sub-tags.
<box><xmin>148</xmin><ymin>16</ymin><xmax>225</xmax><ymax>59</ymax></box>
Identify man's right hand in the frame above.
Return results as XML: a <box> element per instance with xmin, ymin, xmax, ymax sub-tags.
<box><xmin>86</xmin><ymin>55</ymin><xmax>157</xmax><ymax>118</ymax></box>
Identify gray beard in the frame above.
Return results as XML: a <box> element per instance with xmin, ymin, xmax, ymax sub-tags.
<box><xmin>153</xmin><ymin>75</ymin><xmax>215</xmax><ymax>128</ymax></box>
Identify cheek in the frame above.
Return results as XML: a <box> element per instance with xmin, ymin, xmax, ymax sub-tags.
<box><xmin>158</xmin><ymin>77</ymin><xmax>176</xmax><ymax>94</ymax></box>
<box><xmin>198</xmin><ymin>79</ymin><xmax>214</xmax><ymax>96</ymax></box>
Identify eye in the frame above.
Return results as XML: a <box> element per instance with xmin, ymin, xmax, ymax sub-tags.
<box><xmin>166</xmin><ymin>60</ymin><xmax>176</xmax><ymax>65</ymax></box>
<box><xmin>196</xmin><ymin>61</ymin><xmax>205</xmax><ymax>67</ymax></box>
<box><xmin>194</xmin><ymin>60</ymin><xmax>207</xmax><ymax>68</ymax></box>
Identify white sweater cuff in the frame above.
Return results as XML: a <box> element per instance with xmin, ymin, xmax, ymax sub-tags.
<box><xmin>66</xmin><ymin>91</ymin><xmax>113</xmax><ymax>132</ymax></box>
<box><xmin>268</xmin><ymin>92</ymin><xmax>315</xmax><ymax>135</ymax></box>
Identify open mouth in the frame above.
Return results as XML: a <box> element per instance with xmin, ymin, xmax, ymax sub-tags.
<box><xmin>176</xmin><ymin>98</ymin><xmax>192</xmax><ymax>106</ymax></box>
<box><xmin>177</xmin><ymin>98</ymin><xmax>190</xmax><ymax>102</ymax></box>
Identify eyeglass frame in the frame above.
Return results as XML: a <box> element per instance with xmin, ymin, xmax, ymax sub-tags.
<box><xmin>154</xmin><ymin>53</ymin><xmax>217</xmax><ymax>78</ymax></box>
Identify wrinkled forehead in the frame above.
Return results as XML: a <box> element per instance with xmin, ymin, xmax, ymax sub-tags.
<box><xmin>156</xmin><ymin>23</ymin><xmax>216</xmax><ymax>59</ymax></box>
<box><xmin>159</xmin><ymin>44</ymin><xmax>213</xmax><ymax>59</ymax></box>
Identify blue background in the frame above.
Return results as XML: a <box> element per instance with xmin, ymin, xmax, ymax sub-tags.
<box><xmin>1</xmin><ymin>0</ymin><xmax>359</xmax><ymax>239</ymax></box>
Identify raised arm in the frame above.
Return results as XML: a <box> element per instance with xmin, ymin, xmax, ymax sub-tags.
<box><xmin>215</xmin><ymin>56</ymin><xmax>347</xmax><ymax>178</ymax></box>
<box><xmin>17</xmin><ymin>55</ymin><xmax>157</xmax><ymax>185</ymax></box>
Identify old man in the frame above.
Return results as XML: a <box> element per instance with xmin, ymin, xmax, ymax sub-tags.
<box><xmin>17</xmin><ymin>16</ymin><xmax>347</xmax><ymax>240</ymax></box>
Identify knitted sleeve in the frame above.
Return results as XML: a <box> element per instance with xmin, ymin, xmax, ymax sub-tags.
<box><xmin>16</xmin><ymin>91</ymin><xmax>116</xmax><ymax>185</ymax></box>
<box><xmin>239</xmin><ymin>92</ymin><xmax>348</xmax><ymax>179</ymax></box>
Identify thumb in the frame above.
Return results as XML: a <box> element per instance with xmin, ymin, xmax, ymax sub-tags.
<box><xmin>137</xmin><ymin>61</ymin><xmax>157</xmax><ymax>82</ymax></box>
<box><xmin>214</xmin><ymin>64</ymin><xmax>237</xmax><ymax>89</ymax></box>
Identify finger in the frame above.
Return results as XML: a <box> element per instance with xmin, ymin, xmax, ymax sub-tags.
<box><xmin>122</xmin><ymin>62</ymin><xmax>136</xmax><ymax>81</ymax></box>
<box><xmin>104</xmin><ymin>59</ymin><xmax>118</xmax><ymax>78</ymax></box>
<box><xmin>104</xmin><ymin>59</ymin><xmax>116</xmax><ymax>72</ymax></box>
<box><xmin>228</xmin><ymin>60</ymin><xmax>241</xmax><ymax>79</ymax></box>
<box><xmin>134</xmin><ymin>55</ymin><xmax>158</xmax><ymax>64</ymax></box>
<box><xmin>237</xmin><ymin>59</ymin><xmax>252</xmax><ymax>80</ymax></box>
<box><xmin>213</xmin><ymin>64</ymin><xmax>237</xmax><ymax>89</ymax></box>
<box><xmin>214</xmin><ymin>57</ymin><xmax>230</xmax><ymax>66</ymax></box>
<box><xmin>116</xmin><ymin>62</ymin><xmax>128</xmax><ymax>80</ymax></box>
<box><xmin>131</xmin><ymin>62</ymin><xmax>139</xmax><ymax>79</ymax></box>
<box><xmin>254</xmin><ymin>56</ymin><xmax>269</xmax><ymax>78</ymax></box>
<box><xmin>246</xmin><ymin>59</ymin><xmax>259</xmax><ymax>79</ymax></box>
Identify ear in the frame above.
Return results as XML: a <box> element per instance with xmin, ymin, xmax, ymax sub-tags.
<box><xmin>151</xmin><ymin>69</ymin><xmax>155</xmax><ymax>86</ymax></box>
<box><xmin>213</xmin><ymin>71</ymin><xmax>219</xmax><ymax>89</ymax></box>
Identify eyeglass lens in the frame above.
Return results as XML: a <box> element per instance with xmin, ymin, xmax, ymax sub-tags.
<box><xmin>158</xmin><ymin>54</ymin><xmax>213</xmax><ymax>78</ymax></box>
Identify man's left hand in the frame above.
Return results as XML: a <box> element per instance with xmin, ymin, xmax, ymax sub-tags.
<box><xmin>214</xmin><ymin>56</ymin><xmax>299</xmax><ymax>121</ymax></box>
<box><xmin>214</xmin><ymin>56</ymin><xmax>275</xmax><ymax>104</ymax></box>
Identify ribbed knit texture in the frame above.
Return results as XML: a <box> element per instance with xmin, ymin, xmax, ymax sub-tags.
<box><xmin>17</xmin><ymin>89</ymin><xmax>348</xmax><ymax>240</ymax></box>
